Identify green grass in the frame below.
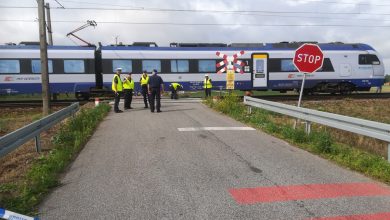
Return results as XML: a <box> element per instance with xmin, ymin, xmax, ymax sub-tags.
<box><xmin>0</xmin><ymin>104</ymin><xmax>111</xmax><ymax>215</ymax></box>
<box><xmin>205</xmin><ymin>95</ymin><xmax>390</xmax><ymax>184</ymax></box>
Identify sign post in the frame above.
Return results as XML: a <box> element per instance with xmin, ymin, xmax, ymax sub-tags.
<box><xmin>226</xmin><ymin>69</ymin><xmax>235</xmax><ymax>90</ymax></box>
<box><xmin>293</xmin><ymin>43</ymin><xmax>324</xmax><ymax>130</ymax></box>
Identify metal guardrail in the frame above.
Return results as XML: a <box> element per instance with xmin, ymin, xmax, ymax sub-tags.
<box><xmin>244</xmin><ymin>96</ymin><xmax>390</xmax><ymax>162</ymax></box>
<box><xmin>0</xmin><ymin>103</ymin><xmax>79</xmax><ymax>158</ymax></box>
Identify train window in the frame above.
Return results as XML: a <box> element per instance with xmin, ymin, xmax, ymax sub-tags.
<box><xmin>171</xmin><ymin>60</ymin><xmax>189</xmax><ymax>72</ymax></box>
<box><xmin>142</xmin><ymin>60</ymin><xmax>161</xmax><ymax>72</ymax></box>
<box><xmin>112</xmin><ymin>60</ymin><xmax>132</xmax><ymax>72</ymax></box>
<box><xmin>319</xmin><ymin>58</ymin><xmax>334</xmax><ymax>72</ymax></box>
<box><xmin>281</xmin><ymin>59</ymin><xmax>298</xmax><ymax>72</ymax></box>
<box><xmin>359</xmin><ymin>54</ymin><xmax>380</xmax><ymax>65</ymax></box>
<box><xmin>64</xmin><ymin>60</ymin><xmax>85</xmax><ymax>73</ymax></box>
<box><xmin>0</xmin><ymin>60</ymin><xmax>20</xmax><ymax>73</ymax></box>
<box><xmin>31</xmin><ymin>60</ymin><xmax>53</xmax><ymax>73</ymax></box>
<box><xmin>198</xmin><ymin>60</ymin><xmax>216</xmax><ymax>72</ymax></box>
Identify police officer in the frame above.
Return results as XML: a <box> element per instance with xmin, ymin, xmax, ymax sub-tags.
<box><xmin>123</xmin><ymin>72</ymin><xmax>134</xmax><ymax>109</ymax></box>
<box><xmin>148</xmin><ymin>69</ymin><xmax>164</xmax><ymax>113</ymax></box>
<box><xmin>112</xmin><ymin>68</ymin><xmax>123</xmax><ymax>113</ymax></box>
<box><xmin>203</xmin><ymin>74</ymin><xmax>212</xmax><ymax>97</ymax></box>
<box><xmin>169</xmin><ymin>82</ymin><xmax>183</xmax><ymax>99</ymax></box>
<box><xmin>140</xmin><ymin>70</ymin><xmax>149</xmax><ymax>108</ymax></box>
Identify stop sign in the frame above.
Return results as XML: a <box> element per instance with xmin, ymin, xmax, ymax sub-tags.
<box><xmin>293</xmin><ymin>44</ymin><xmax>324</xmax><ymax>73</ymax></box>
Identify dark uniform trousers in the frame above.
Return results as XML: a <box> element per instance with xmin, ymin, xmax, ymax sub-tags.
<box><xmin>150</xmin><ymin>88</ymin><xmax>161</xmax><ymax>112</ymax></box>
<box><xmin>114</xmin><ymin>92</ymin><xmax>122</xmax><ymax>112</ymax></box>
<box><xmin>205</xmin><ymin>88</ymin><xmax>211</xmax><ymax>97</ymax></box>
<box><xmin>124</xmin><ymin>89</ymin><xmax>133</xmax><ymax>109</ymax></box>
<box><xmin>141</xmin><ymin>85</ymin><xmax>149</xmax><ymax>108</ymax></box>
<box><xmin>171</xmin><ymin>87</ymin><xmax>178</xmax><ymax>99</ymax></box>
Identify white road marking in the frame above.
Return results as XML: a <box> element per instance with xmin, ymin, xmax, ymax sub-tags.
<box><xmin>178</xmin><ymin>127</ymin><xmax>256</xmax><ymax>131</ymax></box>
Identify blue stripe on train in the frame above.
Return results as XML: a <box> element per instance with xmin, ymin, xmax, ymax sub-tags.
<box><xmin>1</xmin><ymin>78</ymin><xmax>383</xmax><ymax>94</ymax></box>
<box><xmin>0</xmin><ymin>82</ymin><xmax>96</xmax><ymax>94</ymax></box>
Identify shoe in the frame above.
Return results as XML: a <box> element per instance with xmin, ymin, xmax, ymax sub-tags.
<box><xmin>115</xmin><ymin>110</ymin><xmax>123</xmax><ymax>113</ymax></box>
<box><xmin>129</xmin><ymin>107</ymin><xmax>133</xmax><ymax>109</ymax></box>
<box><xmin>144</xmin><ymin>106</ymin><xmax>148</xmax><ymax>109</ymax></box>
<box><xmin>151</xmin><ymin>111</ymin><xmax>155</xmax><ymax>113</ymax></box>
<box><xmin>157</xmin><ymin>110</ymin><xmax>162</xmax><ymax>113</ymax></box>
<box><xmin>124</xmin><ymin>108</ymin><xmax>129</xmax><ymax>110</ymax></box>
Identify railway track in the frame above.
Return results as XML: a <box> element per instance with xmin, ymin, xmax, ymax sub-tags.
<box><xmin>1</xmin><ymin>93</ymin><xmax>389</xmax><ymax>107</ymax></box>
<box><xmin>250</xmin><ymin>92</ymin><xmax>390</xmax><ymax>101</ymax></box>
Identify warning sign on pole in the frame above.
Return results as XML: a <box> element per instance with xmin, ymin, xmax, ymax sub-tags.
<box><xmin>226</xmin><ymin>70</ymin><xmax>235</xmax><ymax>90</ymax></box>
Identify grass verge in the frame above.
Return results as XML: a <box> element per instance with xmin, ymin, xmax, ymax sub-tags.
<box><xmin>205</xmin><ymin>95</ymin><xmax>390</xmax><ymax>184</ymax></box>
<box><xmin>0</xmin><ymin>103</ymin><xmax>111</xmax><ymax>215</ymax></box>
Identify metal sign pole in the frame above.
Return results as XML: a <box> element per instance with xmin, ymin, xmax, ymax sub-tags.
<box><xmin>294</xmin><ymin>73</ymin><xmax>306</xmax><ymax>129</ymax></box>
<box><xmin>297</xmin><ymin>73</ymin><xmax>306</xmax><ymax>107</ymax></box>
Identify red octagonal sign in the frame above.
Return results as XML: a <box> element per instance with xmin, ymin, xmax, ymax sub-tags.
<box><xmin>293</xmin><ymin>44</ymin><xmax>324</xmax><ymax>73</ymax></box>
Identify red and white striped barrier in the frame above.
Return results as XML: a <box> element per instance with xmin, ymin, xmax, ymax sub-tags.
<box><xmin>215</xmin><ymin>51</ymin><xmax>245</xmax><ymax>74</ymax></box>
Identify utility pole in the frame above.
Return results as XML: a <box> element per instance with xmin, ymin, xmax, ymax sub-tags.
<box><xmin>45</xmin><ymin>3</ymin><xmax>53</xmax><ymax>45</ymax></box>
<box><xmin>37</xmin><ymin>0</ymin><xmax>50</xmax><ymax>115</ymax></box>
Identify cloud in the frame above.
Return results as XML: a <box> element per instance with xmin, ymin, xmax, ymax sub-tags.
<box><xmin>0</xmin><ymin>0</ymin><xmax>389</xmax><ymax>73</ymax></box>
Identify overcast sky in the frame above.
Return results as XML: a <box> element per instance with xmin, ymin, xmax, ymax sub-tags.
<box><xmin>0</xmin><ymin>0</ymin><xmax>389</xmax><ymax>73</ymax></box>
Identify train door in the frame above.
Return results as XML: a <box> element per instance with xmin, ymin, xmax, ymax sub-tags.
<box><xmin>251</xmin><ymin>53</ymin><xmax>269</xmax><ymax>89</ymax></box>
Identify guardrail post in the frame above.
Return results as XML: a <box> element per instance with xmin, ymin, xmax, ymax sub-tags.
<box><xmin>248</xmin><ymin>106</ymin><xmax>252</xmax><ymax>114</ymax></box>
<box><xmin>35</xmin><ymin>135</ymin><xmax>41</xmax><ymax>153</ymax></box>
<box><xmin>388</xmin><ymin>143</ymin><xmax>390</xmax><ymax>163</ymax></box>
<box><xmin>305</xmin><ymin>121</ymin><xmax>311</xmax><ymax>134</ymax></box>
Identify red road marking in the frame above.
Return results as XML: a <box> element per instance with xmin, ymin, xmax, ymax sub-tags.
<box><xmin>229</xmin><ymin>182</ymin><xmax>390</xmax><ymax>204</ymax></box>
<box><xmin>308</xmin><ymin>212</ymin><xmax>390</xmax><ymax>220</ymax></box>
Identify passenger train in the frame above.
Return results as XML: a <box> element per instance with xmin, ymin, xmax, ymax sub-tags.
<box><xmin>0</xmin><ymin>42</ymin><xmax>385</xmax><ymax>99</ymax></box>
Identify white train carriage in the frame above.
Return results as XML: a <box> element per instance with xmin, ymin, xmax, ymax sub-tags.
<box><xmin>0</xmin><ymin>44</ymin><xmax>96</xmax><ymax>98</ymax></box>
<box><xmin>100</xmin><ymin>42</ymin><xmax>385</xmax><ymax>94</ymax></box>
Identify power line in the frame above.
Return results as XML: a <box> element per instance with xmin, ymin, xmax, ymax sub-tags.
<box><xmin>1</xmin><ymin>19</ymin><xmax>389</xmax><ymax>27</ymax></box>
<box><xmin>56</xmin><ymin>0</ymin><xmax>390</xmax><ymax>8</ymax></box>
<box><xmin>56</xmin><ymin>0</ymin><xmax>143</xmax><ymax>9</ymax></box>
<box><xmin>2</xmin><ymin>5</ymin><xmax>390</xmax><ymax>16</ymax></box>
<box><xmin>287</xmin><ymin>0</ymin><xmax>390</xmax><ymax>7</ymax></box>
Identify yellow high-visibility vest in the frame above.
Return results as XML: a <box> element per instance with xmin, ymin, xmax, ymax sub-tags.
<box><xmin>112</xmin><ymin>74</ymin><xmax>123</xmax><ymax>92</ymax></box>
<box><xmin>123</xmin><ymin>78</ymin><xmax>135</xmax><ymax>90</ymax></box>
<box><xmin>203</xmin><ymin>79</ymin><xmax>212</xmax><ymax>89</ymax></box>
<box><xmin>171</xmin><ymin>83</ymin><xmax>181</xmax><ymax>90</ymax></box>
<box><xmin>140</xmin><ymin>75</ymin><xmax>149</xmax><ymax>86</ymax></box>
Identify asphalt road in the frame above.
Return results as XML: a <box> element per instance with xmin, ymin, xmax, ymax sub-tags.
<box><xmin>39</xmin><ymin>100</ymin><xmax>390</xmax><ymax>219</ymax></box>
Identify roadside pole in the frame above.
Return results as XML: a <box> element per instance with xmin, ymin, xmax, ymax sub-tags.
<box><xmin>38</xmin><ymin>0</ymin><xmax>50</xmax><ymax>115</ymax></box>
<box><xmin>297</xmin><ymin>73</ymin><xmax>306</xmax><ymax>107</ymax></box>
<box><xmin>45</xmin><ymin>3</ymin><xmax>53</xmax><ymax>46</ymax></box>
<box><xmin>294</xmin><ymin>73</ymin><xmax>306</xmax><ymax>129</ymax></box>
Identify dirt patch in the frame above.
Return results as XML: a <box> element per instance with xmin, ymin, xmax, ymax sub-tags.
<box><xmin>0</xmin><ymin>103</ymin><xmax>94</xmax><ymax>185</ymax></box>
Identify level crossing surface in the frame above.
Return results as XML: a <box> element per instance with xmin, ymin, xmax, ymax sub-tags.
<box><xmin>39</xmin><ymin>100</ymin><xmax>390</xmax><ymax>219</ymax></box>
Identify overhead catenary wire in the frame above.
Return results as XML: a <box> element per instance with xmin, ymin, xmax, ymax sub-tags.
<box><xmin>1</xmin><ymin>5</ymin><xmax>390</xmax><ymax>16</ymax></box>
<box><xmin>0</xmin><ymin>19</ymin><xmax>389</xmax><ymax>28</ymax></box>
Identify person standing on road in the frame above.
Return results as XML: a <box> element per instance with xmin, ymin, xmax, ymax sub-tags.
<box><xmin>112</xmin><ymin>68</ymin><xmax>123</xmax><ymax>113</ymax></box>
<box><xmin>123</xmin><ymin>72</ymin><xmax>134</xmax><ymax>109</ymax></box>
<box><xmin>169</xmin><ymin>82</ymin><xmax>183</xmax><ymax>99</ymax></box>
<box><xmin>203</xmin><ymin>74</ymin><xmax>212</xmax><ymax>98</ymax></box>
<box><xmin>148</xmin><ymin>69</ymin><xmax>164</xmax><ymax>113</ymax></box>
<box><xmin>140</xmin><ymin>70</ymin><xmax>150</xmax><ymax>108</ymax></box>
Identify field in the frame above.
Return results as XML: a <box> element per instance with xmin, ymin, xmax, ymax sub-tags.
<box><xmin>281</xmin><ymin>99</ymin><xmax>390</xmax><ymax>157</ymax></box>
<box><xmin>0</xmin><ymin>106</ymin><xmax>64</xmax><ymax>185</ymax></box>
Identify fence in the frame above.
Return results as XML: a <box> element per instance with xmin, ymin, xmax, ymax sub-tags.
<box><xmin>243</xmin><ymin>96</ymin><xmax>390</xmax><ymax>162</ymax></box>
<box><xmin>0</xmin><ymin>103</ymin><xmax>79</xmax><ymax>158</ymax></box>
